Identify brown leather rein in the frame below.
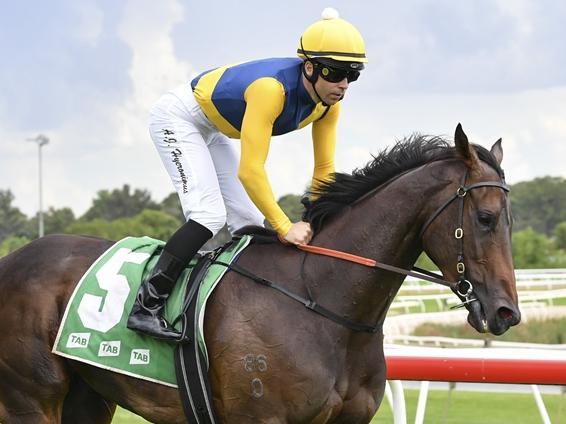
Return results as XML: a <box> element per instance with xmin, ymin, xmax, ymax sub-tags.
<box><xmin>217</xmin><ymin>172</ymin><xmax>510</xmax><ymax>333</ymax></box>
<box><xmin>295</xmin><ymin>242</ymin><xmax>456</xmax><ymax>289</ymax></box>
<box><xmin>290</xmin><ymin>170</ymin><xmax>510</xmax><ymax>305</ymax></box>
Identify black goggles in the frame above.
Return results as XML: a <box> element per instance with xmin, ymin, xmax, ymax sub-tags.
<box><xmin>315</xmin><ymin>63</ymin><xmax>360</xmax><ymax>83</ymax></box>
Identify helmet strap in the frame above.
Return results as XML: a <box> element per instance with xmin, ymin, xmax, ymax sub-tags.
<box><xmin>299</xmin><ymin>37</ymin><xmax>329</xmax><ymax>106</ymax></box>
<box><xmin>302</xmin><ymin>60</ymin><xmax>329</xmax><ymax>107</ymax></box>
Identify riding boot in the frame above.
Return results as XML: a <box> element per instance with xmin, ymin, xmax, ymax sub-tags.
<box><xmin>127</xmin><ymin>219</ymin><xmax>213</xmax><ymax>342</ymax></box>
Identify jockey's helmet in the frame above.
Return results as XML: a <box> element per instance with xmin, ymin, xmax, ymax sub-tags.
<box><xmin>297</xmin><ymin>8</ymin><xmax>367</xmax><ymax>72</ymax></box>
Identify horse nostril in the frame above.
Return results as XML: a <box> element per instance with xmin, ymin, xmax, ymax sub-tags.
<box><xmin>498</xmin><ymin>307</ymin><xmax>514</xmax><ymax>321</ymax></box>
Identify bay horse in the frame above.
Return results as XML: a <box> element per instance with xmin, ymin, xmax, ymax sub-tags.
<box><xmin>0</xmin><ymin>124</ymin><xmax>520</xmax><ymax>423</ymax></box>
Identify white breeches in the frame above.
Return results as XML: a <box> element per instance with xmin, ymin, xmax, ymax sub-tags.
<box><xmin>148</xmin><ymin>84</ymin><xmax>264</xmax><ymax>236</ymax></box>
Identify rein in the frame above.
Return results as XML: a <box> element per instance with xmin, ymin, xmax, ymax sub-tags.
<box><xmin>215</xmin><ymin>170</ymin><xmax>510</xmax><ymax>334</ymax></box>
<box><xmin>295</xmin><ymin>243</ymin><xmax>456</xmax><ymax>289</ymax></box>
<box><xmin>297</xmin><ymin>172</ymin><xmax>509</xmax><ymax>309</ymax></box>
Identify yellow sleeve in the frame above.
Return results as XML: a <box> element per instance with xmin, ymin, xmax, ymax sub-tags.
<box><xmin>311</xmin><ymin>101</ymin><xmax>340</xmax><ymax>195</ymax></box>
<box><xmin>238</xmin><ymin>77</ymin><xmax>293</xmax><ymax>235</ymax></box>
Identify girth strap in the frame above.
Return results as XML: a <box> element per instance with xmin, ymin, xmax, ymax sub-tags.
<box><xmin>212</xmin><ymin>261</ymin><xmax>381</xmax><ymax>333</ymax></box>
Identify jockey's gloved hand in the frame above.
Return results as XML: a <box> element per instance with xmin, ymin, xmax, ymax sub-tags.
<box><xmin>284</xmin><ymin>221</ymin><xmax>313</xmax><ymax>245</ymax></box>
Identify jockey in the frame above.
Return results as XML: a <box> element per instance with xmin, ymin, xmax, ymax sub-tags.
<box><xmin>127</xmin><ymin>8</ymin><xmax>367</xmax><ymax>341</ymax></box>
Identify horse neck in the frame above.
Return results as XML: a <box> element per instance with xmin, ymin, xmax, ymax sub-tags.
<box><xmin>306</xmin><ymin>164</ymin><xmax>448</xmax><ymax>329</ymax></box>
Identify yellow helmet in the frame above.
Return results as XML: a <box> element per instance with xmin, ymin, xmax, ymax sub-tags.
<box><xmin>297</xmin><ymin>8</ymin><xmax>367</xmax><ymax>66</ymax></box>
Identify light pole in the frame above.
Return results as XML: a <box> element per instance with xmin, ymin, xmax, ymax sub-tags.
<box><xmin>27</xmin><ymin>134</ymin><xmax>49</xmax><ymax>237</ymax></box>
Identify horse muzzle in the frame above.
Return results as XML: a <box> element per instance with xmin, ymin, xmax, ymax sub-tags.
<box><xmin>465</xmin><ymin>290</ymin><xmax>521</xmax><ymax>335</ymax></box>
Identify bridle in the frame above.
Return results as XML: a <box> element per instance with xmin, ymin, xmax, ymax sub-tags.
<box><xmin>296</xmin><ymin>169</ymin><xmax>510</xmax><ymax>311</ymax></box>
<box><xmin>417</xmin><ymin>169</ymin><xmax>510</xmax><ymax>308</ymax></box>
<box><xmin>216</xmin><ymin>167</ymin><xmax>510</xmax><ymax>333</ymax></box>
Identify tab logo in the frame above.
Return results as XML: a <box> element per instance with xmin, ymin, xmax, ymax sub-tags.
<box><xmin>66</xmin><ymin>332</ymin><xmax>91</xmax><ymax>348</ymax></box>
<box><xmin>98</xmin><ymin>341</ymin><xmax>121</xmax><ymax>357</ymax></box>
<box><xmin>130</xmin><ymin>349</ymin><xmax>150</xmax><ymax>365</ymax></box>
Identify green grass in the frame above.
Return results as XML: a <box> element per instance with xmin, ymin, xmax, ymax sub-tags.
<box><xmin>371</xmin><ymin>389</ymin><xmax>566</xmax><ymax>424</ymax></box>
<box><xmin>113</xmin><ymin>408</ymin><xmax>150</xmax><ymax>423</ymax></box>
<box><xmin>414</xmin><ymin>316</ymin><xmax>566</xmax><ymax>344</ymax></box>
<box><xmin>112</xmin><ymin>390</ymin><xmax>566</xmax><ymax>423</ymax></box>
<box><xmin>111</xmin><ymin>306</ymin><xmax>566</xmax><ymax>423</ymax></box>
<box><xmin>551</xmin><ymin>297</ymin><xmax>566</xmax><ymax>306</ymax></box>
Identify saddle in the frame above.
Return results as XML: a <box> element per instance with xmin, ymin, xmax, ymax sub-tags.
<box><xmin>174</xmin><ymin>228</ymin><xmax>277</xmax><ymax>424</ymax></box>
<box><xmin>52</xmin><ymin>233</ymin><xmax>255</xmax><ymax>423</ymax></box>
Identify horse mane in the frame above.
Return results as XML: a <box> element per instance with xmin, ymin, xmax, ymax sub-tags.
<box><xmin>305</xmin><ymin>134</ymin><xmax>504</xmax><ymax>232</ymax></box>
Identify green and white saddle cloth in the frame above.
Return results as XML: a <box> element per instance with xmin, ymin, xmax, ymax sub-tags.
<box><xmin>52</xmin><ymin>235</ymin><xmax>252</xmax><ymax>387</ymax></box>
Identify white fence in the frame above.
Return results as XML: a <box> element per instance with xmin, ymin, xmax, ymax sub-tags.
<box><xmin>391</xmin><ymin>268</ymin><xmax>566</xmax><ymax>313</ymax></box>
<box><xmin>384</xmin><ymin>270</ymin><xmax>566</xmax><ymax>423</ymax></box>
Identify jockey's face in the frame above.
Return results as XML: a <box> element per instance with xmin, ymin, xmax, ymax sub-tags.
<box><xmin>303</xmin><ymin>61</ymin><xmax>350</xmax><ymax>105</ymax></box>
<box><xmin>315</xmin><ymin>73</ymin><xmax>349</xmax><ymax>105</ymax></box>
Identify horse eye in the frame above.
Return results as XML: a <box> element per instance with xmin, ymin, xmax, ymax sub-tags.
<box><xmin>477</xmin><ymin>211</ymin><xmax>496</xmax><ymax>229</ymax></box>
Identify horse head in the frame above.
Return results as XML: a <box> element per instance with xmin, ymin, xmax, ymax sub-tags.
<box><xmin>421</xmin><ymin>124</ymin><xmax>520</xmax><ymax>335</ymax></box>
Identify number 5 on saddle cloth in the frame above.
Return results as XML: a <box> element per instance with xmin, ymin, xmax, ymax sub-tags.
<box><xmin>53</xmin><ymin>235</ymin><xmax>253</xmax><ymax>424</ymax></box>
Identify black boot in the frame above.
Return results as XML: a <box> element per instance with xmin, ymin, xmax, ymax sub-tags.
<box><xmin>127</xmin><ymin>219</ymin><xmax>213</xmax><ymax>342</ymax></box>
<box><xmin>127</xmin><ymin>251</ymin><xmax>186</xmax><ymax>341</ymax></box>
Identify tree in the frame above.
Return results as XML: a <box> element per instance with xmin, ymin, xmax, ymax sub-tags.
<box><xmin>554</xmin><ymin>222</ymin><xmax>566</xmax><ymax>251</ymax></box>
<box><xmin>277</xmin><ymin>194</ymin><xmax>305</xmax><ymax>223</ymax></box>
<box><xmin>27</xmin><ymin>207</ymin><xmax>76</xmax><ymax>236</ymax></box>
<box><xmin>64</xmin><ymin>218</ymin><xmax>117</xmax><ymax>239</ymax></box>
<box><xmin>0</xmin><ymin>190</ymin><xmax>29</xmax><ymax>243</ymax></box>
<box><xmin>128</xmin><ymin>210</ymin><xmax>181</xmax><ymax>240</ymax></box>
<box><xmin>511</xmin><ymin>227</ymin><xmax>566</xmax><ymax>268</ymax></box>
<box><xmin>0</xmin><ymin>236</ymin><xmax>31</xmax><ymax>258</ymax></box>
<box><xmin>510</xmin><ymin>177</ymin><xmax>566</xmax><ymax>236</ymax></box>
<box><xmin>81</xmin><ymin>184</ymin><xmax>158</xmax><ymax>221</ymax></box>
<box><xmin>65</xmin><ymin>210</ymin><xmax>181</xmax><ymax>241</ymax></box>
<box><xmin>159</xmin><ymin>192</ymin><xmax>185</xmax><ymax>222</ymax></box>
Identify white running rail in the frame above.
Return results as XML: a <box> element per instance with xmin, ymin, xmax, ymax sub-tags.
<box><xmin>392</xmin><ymin>268</ymin><xmax>566</xmax><ymax>313</ymax></box>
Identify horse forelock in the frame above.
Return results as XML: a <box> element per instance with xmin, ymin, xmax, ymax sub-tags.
<box><xmin>305</xmin><ymin>134</ymin><xmax>504</xmax><ymax>232</ymax></box>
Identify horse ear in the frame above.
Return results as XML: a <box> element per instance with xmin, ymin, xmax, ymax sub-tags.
<box><xmin>491</xmin><ymin>138</ymin><xmax>503</xmax><ymax>165</ymax></box>
<box><xmin>454</xmin><ymin>123</ymin><xmax>480</xmax><ymax>173</ymax></box>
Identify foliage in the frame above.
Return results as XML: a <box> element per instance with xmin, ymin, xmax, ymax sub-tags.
<box><xmin>510</xmin><ymin>176</ymin><xmax>566</xmax><ymax>236</ymax></box>
<box><xmin>5</xmin><ymin>175</ymin><xmax>566</xmax><ymax>270</ymax></box>
<box><xmin>44</xmin><ymin>207</ymin><xmax>76</xmax><ymax>234</ymax></box>
<box><xmin>553</xmin><ymin>221</ymin><xmax>566</xmax><ymax>250</ymax></box>
<box><xmin>65</xmin><ymin>210</ymin><xmax>180</xmax><ymax>241</ymax></box>
<box><xmin>159</xmin><ymin>192</ymin><xmax>185</xmax><ymax>222</ymax></box>
<box><xmin>0</xmin><ymin>190</ymin><xmax>29</xmax><ymax>243</ymax></box>
<box><xmin>81</xmin><ymin>184</ymin><xmax>158</xmax><ymax>221</ymax></box>
<box><xmin>512</xmin><ymin>227</ymin><xmax>566</xmax><ymax>268</ymax></box>
<box><xmin>27</xmin><ymin>207</ymin><xmax>76</xmax><ymax>236</ymax></box>
<box><xmin>0</xmin><ymin>236</ymin><xmax>31</xmax><ymax>257</ymax></box>
<box><xmin>65</xmin><ymin>218</ymin><xmax>124</xmax><ymax>240</ymax></box>
<box><xmin>277</xmin><ymin>194</ymin><xmax>305</xmax><ymax>223</ymax></box>
<box><xmin>127</xmin><ymin>210</ymin><xmax>182</xmax><ymax>240</ymax></box>
<box><xmin>413</xmin><ymin>316</ymin><xmax>566</xmax><ymax>344</ymax></box>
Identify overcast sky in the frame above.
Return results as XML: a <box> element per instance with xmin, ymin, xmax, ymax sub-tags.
<box><xmin>1</xmin><ymin>0</ymin><xmax>565</xmax><ymax>218</ymax></box>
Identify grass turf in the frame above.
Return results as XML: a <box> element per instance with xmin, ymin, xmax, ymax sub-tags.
<box><xmin>112</xmin><ymin>389</ymin><xmax>566</xmax><ymax>423</ymax></box>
